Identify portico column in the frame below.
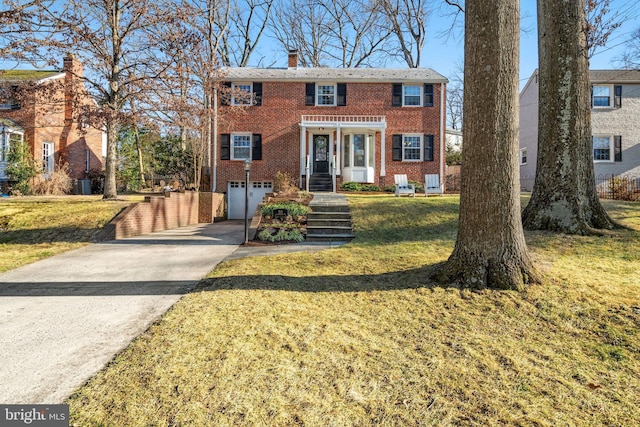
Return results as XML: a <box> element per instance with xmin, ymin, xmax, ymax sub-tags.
<box><xmin>336</xmin><ymin>125</ymin><xmax>341</xmax><ymax>174</ymax></box>
<box><xmin>380</xmin><ymin>129</ymin><xmax>386</xmax><ymax>177</ymax></box>
<box><xmin>300</xmin><ymin>125</ymin><xmax>306</xmax><ymax>187</ymax></box>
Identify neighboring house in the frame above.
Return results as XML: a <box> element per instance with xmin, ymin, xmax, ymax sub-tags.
<box><xmin>216</xmin><ymin>50</ymin><xmax>448</xmax><ymax>218</ymax></box>
<box><xmin>446</xmin><ymin>128</ymin><xmax>462</xmax><ymax>152</ymax></box>
<box><xmin>0</xmin><ymin>55</ymin><xmax>104</xmax><ymax>191</ymax></box>
<box><xmin>519</xmin><ymin>69</ymin><xmax>640</xmax><ymax>191</ymax></box>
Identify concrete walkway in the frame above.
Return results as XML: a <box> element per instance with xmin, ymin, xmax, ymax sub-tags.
<box><xmin>0</xmin><ymin>221</ymin><xmax>245</xmax><ymax>404</ymax></box>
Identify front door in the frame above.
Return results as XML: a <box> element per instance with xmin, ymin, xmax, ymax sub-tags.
<box><xmin>313</xmin><ymin>135</ymin><xmax>329</xmax><ymax>174</ymax></box>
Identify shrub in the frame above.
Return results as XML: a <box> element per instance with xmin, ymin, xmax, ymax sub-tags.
<box><xmin>32</xmin><ymin>163</ymin><xmax>73</xmax><ymax>195</ymax></box>
<box><xmin>409</xmin><ymin>180</ymin><xmax>424</xmax><ymax>192</ymax></box>
<box><xmin>340</xmin><ymin>182</ymin><xmax>362</xmax><ymax>191</ymax></box>
<box><xmin>6</xmin><ymin>138</ymin><xmax>38</xmax><ymax>195</ymax></box>
<box><xmin>257</xmin><ymin>227</ymin><xmax>304</xmax><ymax>243</ymax></box>
<box><xmin>383</xmin><ymin>185</ymin><xmax>396</xmax><ymax>193</ymax></box>
<box><xmin>260</xmin><ymin>201</ymin><xmax>310</xmax><ymax>217</ymax></box>
<box><xmin>274</xmin><ymin>171</ymin><xmax>299</xmax><ymax>196</ymax></box>
<box><xmin>360</xmin><ymin>184</ymin><xmax>380</xmax><ymax>192</ymax></box>
<box><xmin>609</xmin><ymin>176</ymin><xmax>636</xmax><ymax>201</ymax></box>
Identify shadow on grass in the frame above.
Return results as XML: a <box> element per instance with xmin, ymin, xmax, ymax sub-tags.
<box><xmin>196</xmin><ymin>263</ymin><xmax>456</xmax><ymax>294</ymax></box>
<box><xmin>0</xmin><ymin>227</ymin><xmax>106</xmax><ymax>245</ymax></box>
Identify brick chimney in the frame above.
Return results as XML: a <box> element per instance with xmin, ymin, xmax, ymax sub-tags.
<box><xmin>288</xmin><ymin>49</ymin><xmax>298</xmax><ymax>69</ymax></box>
<box><xmin>63</xmin><ymin>54</ymin><xmax>83</xmax><ymax>78</ymax></box>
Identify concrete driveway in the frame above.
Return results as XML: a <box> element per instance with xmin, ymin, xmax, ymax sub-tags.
<box><xmin>0</xmin><ymin>220</ymin><xmax>244</xmax><ymax>404</ymax></box>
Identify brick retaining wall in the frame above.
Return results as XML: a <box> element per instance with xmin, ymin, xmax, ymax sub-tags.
<box><xmin>98</xmin><ymin>192</ymin><xmax>226</xmax><ymax>240</ymax></box>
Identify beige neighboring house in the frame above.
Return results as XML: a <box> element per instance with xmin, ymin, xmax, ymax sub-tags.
<box><xmin>519</xmin><ymin>69</ymin><xmax>640</xmax><ymax>191</ymax></box>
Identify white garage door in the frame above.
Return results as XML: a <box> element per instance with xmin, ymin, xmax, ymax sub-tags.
<box><xmin>227</xmin><ymin>181</ymin><xmax>273</xmax><ymax>220</ymax></box>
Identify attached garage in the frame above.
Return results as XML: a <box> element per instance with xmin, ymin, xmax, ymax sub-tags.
<box><xmin>227</xmin><ymin>181</ymin><xmax>273</xmax><ymax>220</ymax></box>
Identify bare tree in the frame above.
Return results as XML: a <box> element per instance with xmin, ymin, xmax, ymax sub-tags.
<box><xmin>37</xmin><ymin>0</ymin><xmax>170</xmax><ymax>199</ymax></box>
<box><xmin>522</xmin><ymin>0</ymin><xmax>615</xmax><ymax>234</ymax></box>
<box><xmin>434</xmin><ymin>0</ymin><xmax>539</xmax><ymax>290</ymax></box>
<box><xmin>585</xmin><ymin>0</ymin><xmax>621</xmax><ymax>58</ymax></box>
<box><xmin>220</xmin><ymin>0</ymin><xmax>273</xmax><ymax>67</ymax></box>
<box><xmin>380</xmin><ymin>0</ymin><xmax>429</xmax><ymax>68</ymax></box>
<box><xmin>0</xmin><ymin>0</ymin><xmax>54</xmax><ymax>62</ymax></box>
<box><xmin>271</xmin><ymin>0</ymin><xmax>392</xmax><ymax>68</ymax></box>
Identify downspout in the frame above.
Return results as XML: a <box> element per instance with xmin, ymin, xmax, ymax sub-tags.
<box><xmin>440</xmin><ymin>82</ymin><xmax>445</xmax><ymax>190</ymax></box>
<box><xmin>212</xmin><ymin>88</ymin><xmax>218</xmax><ymax>192</ymax></box>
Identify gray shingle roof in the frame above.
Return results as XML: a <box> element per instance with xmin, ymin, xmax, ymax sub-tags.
<box><xmin>222</xmin><ymin>67</ymin><xmax>448</xmax><ymax>83</ymax></box>
<box><xmin>590</xmin><ymin>69</ymin><xmax>640</xmax><ymax>84</ymax></box>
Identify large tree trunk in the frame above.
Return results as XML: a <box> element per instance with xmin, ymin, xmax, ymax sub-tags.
<box><xmin>522</xmin><ymin>0</ymin><xmax>614</xmax><ymax>234</ymax></box>
<box><xmin>433</xmin><ymin>0</ymin><xmax>540</xmax><ymax>290</ymax></box>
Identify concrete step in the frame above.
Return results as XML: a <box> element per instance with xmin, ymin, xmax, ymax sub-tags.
<box><xmin>306</xmin><ymin>233</ymin><xmax>355</xmax><ymax>242</ymax></box>
<box><xmin>308</xmin><ymin>212</ymin><xmax>351</xmax><ymax>220</ymax></box>
<box><xmin>306</xmin><ymin>225</ymin><xmax>353</xmax><ymax>235</ymax></box>
<box><xmin>307</xmin><ymin>218</ymin><xmax>352</xmax><ymax>227</ymax></box>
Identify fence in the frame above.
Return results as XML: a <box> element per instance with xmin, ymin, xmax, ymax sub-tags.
<box><xmin>596</xmin><ymin>174</ymin><xmax>640</xmax><ymax>201</ymax></box>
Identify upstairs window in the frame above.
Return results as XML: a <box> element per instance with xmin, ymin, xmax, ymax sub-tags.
<box><xmin>592</xmin><ymin>85</ymin><xmax>621</xmax><ymax>108</ymax></box>
<box><xmin>403</xmin><ymin>85</ymin><xmax>422</xmax><ymax>106</ymax></box>
<box><xmin>220</xmin><ymin>133</ymin><xmax>262</xmax><ymax>161</ymax></box>
<box><xmin>316</xmin><ymin>84</ymin><xmax>336</xmax><ymax>106</ymax></box>
<box><xmin>231</xmin><ymin>83</ymin><xmax>253</xmax><ymax>106</ymax></box>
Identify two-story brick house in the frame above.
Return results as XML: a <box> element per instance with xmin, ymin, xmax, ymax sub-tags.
<box><xmin>519</xmin><ymin>69</ymin><xmax>640</xmax><ymax>191</ymax></box>
<box><xmin>217</xmin><ymin>51</ymin><xmax>448</xmax><ymax>218</ymax></box>
<box><xmin>0</xmin><ymin>55</ymin><xmax>104</xmax><ymax>192</ymax></box>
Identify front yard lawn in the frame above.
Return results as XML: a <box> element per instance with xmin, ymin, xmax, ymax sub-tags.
<box><xmin>0</xmin><ymin>196</ymin><xmax>137</xmax><ymax>273</ymax></box>
<box><xmin>66</xmin><ymin>194</ymin><xmax>640</xmax><ymax>426</ymax></box>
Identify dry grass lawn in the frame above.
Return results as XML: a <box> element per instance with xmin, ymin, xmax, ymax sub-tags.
<box><xmin>67</xmin><ymin>195</ymin><xmax>640</xmax><ymax>426</ymax></box>
<box><xmin>0</xmin><ymin>195</ymin><xmax>136</xmax><ymax>273</ymax></box>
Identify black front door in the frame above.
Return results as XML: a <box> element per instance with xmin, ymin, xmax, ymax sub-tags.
<box><xmin>313</xmin><ymin>134</ymin><xmax>329</xmax><ymax>174</ymax></box>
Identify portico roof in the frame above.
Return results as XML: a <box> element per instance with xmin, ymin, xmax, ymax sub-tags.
<box><xmin>300</xmin><ymin>114</ymin><xmax>386</xmax><ymax>129</ymax></box>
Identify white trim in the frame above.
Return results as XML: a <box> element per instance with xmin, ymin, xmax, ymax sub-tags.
<box><xmin>316</xmin><ymin>83</ymin><xmax>337</xmax><ymax>106</ymax></box>
<box><xmin>402</xmin><ymin>84</ymin><xmax>423</xmax><ymax>107</ymax></box>
<box><xmin>519</xmin><ymin>147</ymin><xmax>528</xmax><ymax>165</ymax></box>
<box><xmin>402</xmin><ymin>134</ymin><xmax>423</xmax><ymax>162</ymax></box>
<box><xmin>231</xmin><ymin>82</ymin><xmax>254</xmax><ymax>106</ymax></box>
<box><xmin>230</xmin><ymin>132</ymin><xmax>252</xmax><ymax>161</ymax></box>
<box><xmin>591</xmin><ymin>84</ymin><xmax>614</xmax><ymax>109</ymax></box>
<box><xmin>592</xmin><ymin>134</ymin><xmax>615</xmax><ymax>163</ymax></box>
<box><xmin>440</xmin><ymin>82</ymin><xmax>445</xmax><ymax>186</ymax></box>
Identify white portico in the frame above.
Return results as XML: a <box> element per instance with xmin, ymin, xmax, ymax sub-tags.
<box><xmin>299</xmin><ymin>115</ymin><xmax>387</xmax><ymax>190</ymax></box>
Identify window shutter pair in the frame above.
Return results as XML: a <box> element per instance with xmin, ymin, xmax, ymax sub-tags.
<box><xmin>391</xmin><ymin>134</ymin><xmax>434</xmax><ymax>161</ymax></box>
<box><xmin>220</xmin><ymin>82</ymin><xmax>262</xmax><ymax>106</ymax></box>
<box><xmin>305</xmin><ymin>83</ymin><xmax>346</xmax><ymax>105</ymax></box>
<box><xmin>220</xmin><ymin>134</ymin><xmax>262</xmax><ymax>161</ymax></box>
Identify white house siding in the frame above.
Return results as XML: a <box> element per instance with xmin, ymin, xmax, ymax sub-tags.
<box><xmin>592</xmin><ymin>84</ymin><xmax>640</xmax><ymax>179</ymax></box>
<box><xmin>519</xmin><ymin>70</ymin><xmax>640</xmax><ymax>191</ymax></box>
<box><xmin>518</xmin><ymin>70</ymin><xmax>540</xmax><ymax>191</ymax></box>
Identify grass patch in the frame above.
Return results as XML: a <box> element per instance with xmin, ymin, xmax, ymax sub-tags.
<box><xmin>0</xmin><ymin>195</ymin><xmax>137</xmax><ymax>273</ymax></box>
<box><xmin>68</xmin><ymin>195</ymin><xmax>640</xmax><ymax>426</ymax></box>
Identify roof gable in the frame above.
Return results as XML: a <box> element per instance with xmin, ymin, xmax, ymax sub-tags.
<box><xmin>0</xmin><ymin>69</ymin><xmax>64</xmax><ymax>82</ymax></box>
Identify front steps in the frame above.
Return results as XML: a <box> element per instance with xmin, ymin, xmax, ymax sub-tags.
<box><xmin>306</xmin><ymin>193</ymin><xmax>355</xmax><ymax>243</ymax></box>
<box><xmin>309</xmin><ymin>174</ymin><xmax>333</xmax><ymax>192</ymax></box>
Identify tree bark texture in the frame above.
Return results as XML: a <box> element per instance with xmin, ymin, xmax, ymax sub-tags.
<box><xmin>103</xmin><ymin>121</ymin><xmax>118</xmax><ymax>199</ymax></box>
<box><xmin>522</xmin><ymin>0</ymin><xmax>614</xmax><ymax>234</ymax></box>
<box><xmin>434</xmin><ymin>0</ymin><xmax>540</xmax><ymax>290</ymax></box>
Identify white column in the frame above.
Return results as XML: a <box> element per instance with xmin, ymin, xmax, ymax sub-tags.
<box><xmin>299</xmin><ymin>125</ymin><xmax>306</xmax><ymax>187</ymax></box>
<box><xmin>336</xmin><ymin>125</ymin><xmax>341</xmax><ymax>175</ymax></box>
<box><xmin>380</xmin><ymin>128</ymin><xmax>386</xmax><ymax>177</ymax></box>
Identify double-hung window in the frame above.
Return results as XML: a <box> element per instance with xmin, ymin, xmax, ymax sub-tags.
<box><xmin>316</xmin><ymin>84</ymin><xmax>336</xmax><ymax>106</ymax></box>
<box><xmin>520</xmin><ymin>148</ymin><xmax>528</xmax><ymax>165</ymax></box>
<box><xmin>592</xmin><ymin>85</ymin><xmax>612</xmax><ymax>108</ymax></box>
<box><xmin>592</xmin><ymin>135</ymin><xmax>622</xmax><ymax>162</ymax></box>
<box><xmin>403</xmin><ymin>135</ymin><xmax>422</xmax><ymax>161</ymax></box>
<box><xmin>232</xmin><ymin>133</ymin><xmax>252</xmax><ymax>160</ymax></box>
<box><xmin>231</xmin><ymin>83</ymin><xmax>253</xmax><ymax>106</ymax></box>
<box><xmin>403</xmin><ymin>85</ymin><xmax>422</xmax><ymax>106</ymax></box>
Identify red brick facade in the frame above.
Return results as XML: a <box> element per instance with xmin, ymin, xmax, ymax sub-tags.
<box><xmin>0</xmin><ymin>55</ymin><xmax>103</xmax><ymax>182</ymax></box>
<box><xmin>216</xmin><ymin>74</ymin><xmax>446</xmax><ymax>193</ymax></box>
